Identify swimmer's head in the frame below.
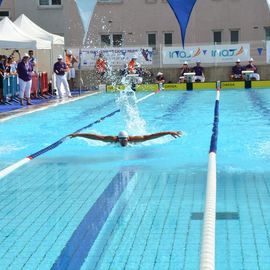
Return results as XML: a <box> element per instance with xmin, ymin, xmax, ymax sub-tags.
<box><xmin>118</xmin><ymin>130</ymin><xmax>129</xmax><ymax>147</ymax></box>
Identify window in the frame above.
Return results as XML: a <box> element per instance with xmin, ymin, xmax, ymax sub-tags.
<box><xmin>39</xmin><ymin>0</ymin><xmax>62</xmax><ymax>6</ymax></box>
<box><xmin>230</xmin><ymin>30</ymin><xmax>239</xmax><ymax>44</ymax></box>
<box><xmin>213</xmin><ymin>30</ymin><xmax>222</xmax><ymax>44</ymax></box>
<box><xmin>164</xmin><ymin>33</ymin><xmax>173</xmax><ymax>46</ymax></box>
<box><xmin>265</xmin><ymin>27</ymin><xmax>270</xmax><ymax>41</ymax></box>
<box><xmin>0</xmin><ymin>11</ymin><xmax>9</xmax><ymax>20</ymax></box>
<box><xmin>148</xmin><ymin>33</ymin><xmax>157</xmax><ymax>49</ymax></box>
<box><xmin>101</xmin><ymin>34</ymin><xmax>123</xmax><ymax>47</ymax></box>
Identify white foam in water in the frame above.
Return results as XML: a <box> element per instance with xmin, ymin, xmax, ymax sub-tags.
<box><xmin>116</xmin><ymin>86</ymin><xmax>146</xmax><ymax>135</ymax></box>
<box><xmin>0</xmin><ymin>144</ymin><xmax>26</xmax><ymax>154</ymax></box>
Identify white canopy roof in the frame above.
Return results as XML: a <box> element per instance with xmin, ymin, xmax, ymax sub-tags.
<box><xmin>0</xmin><ymin>17</ymin><xmax>51</xmax><ymax>49</ymax></box>
<box><xmin>14</xmin><ymin>14</ymin><xmax>64</xmax><ymax>45</ymax></box>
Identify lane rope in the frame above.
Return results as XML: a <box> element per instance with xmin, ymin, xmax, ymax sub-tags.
<box><xmin>200</xmin><ymin>81</ymin><xmax>220</xmax><ymax>270</ymax></box>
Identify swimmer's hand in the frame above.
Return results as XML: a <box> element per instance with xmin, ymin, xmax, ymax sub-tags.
<box><xmin>170</xmin><ymin>131</ymin><xmax>182</xmax><ymax>138</ymax></box>
<box><xmin>68</xmin><ymin>133</ymin><xmax>78</xmax><ymax>138</ymax></box>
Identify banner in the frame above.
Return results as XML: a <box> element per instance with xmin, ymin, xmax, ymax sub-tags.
<box><xmin>267</xmin><ymin>41</ymin><xmax>270</xmax><ymax>63</ymax></box>
<box><xmin>163</xmin><ymin>44</ymin><xmax>250</xmax><ymax>64</ymax></box>
<box><xmin>78</xmin><ymin>47</ymin><xmax>153</xmax><ymax>67</ymax></box>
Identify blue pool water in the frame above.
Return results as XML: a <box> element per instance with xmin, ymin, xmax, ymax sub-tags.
<box><xmin>0</xmin><ymin>89</ymin><xmax>270</xmax><ymax>269</ymax></box>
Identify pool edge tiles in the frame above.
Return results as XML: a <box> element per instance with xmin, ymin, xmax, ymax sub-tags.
<box><xmin>50</xmin><ymin>169</ymin><xmax>136</xmax><ymax>270</ymax></box>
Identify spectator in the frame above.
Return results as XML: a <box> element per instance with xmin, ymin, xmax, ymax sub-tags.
<box><xmin>192</xmin><ymin>60</ymin><xmax>205</xmax><ymax>82</ymax></box>
<box><xmin>245</xmin><ymin>58</ymin><xmax>260</xmax><ymax>80</ymax></box>
<box><xmin>5</xmin><ymin>56</ymin><xmax>17</xmax><ymax>75</ymax></box>
<box><xmin>95</xmin><ymin>52</ymin><xmax>108</xmax><ymax>83</ymax></box>
<box><xmin>0</xmin><ymin>55</ymin><xmax>5</xmax><ymax>103</ymax></box>
<box><xmin>179</xmin><ymin>61</ymin><xmax>190</xmax><ymax>83</ymax></box>
<box><xmin>28</xmin><ymin>50</ymin><xmax>37</xmax><ymax>71</ymax></box>
<box><xmin>17</xmin><ymin>53</ymin><xmax>33</xmax><ymax>106</ymax></box>
<box><xmin>65</xmin><ymin>49</ymin><xmax>78</xmax><ymax>89</ymax></box>
<box><xmin>53</xmin><ymin>55</ymin><xmax>72</xmax><ymax>99</ymax></box>
<box><xmin>156</xmin><ymin>72</ymin><xmax>165</xmax><ymax>84</ymax></box>
<box><xmin>156</xmin><ymin>72</ymin><xmax>165</xmax><ymax>91</ymax></box>
<box><xmin>230</xmin><ymin>59</ymin><xmax>244</xmax><ymax>80</ymax></box>
<box><xmin>128</xmin><ymin>55</ymin><xmax>141</xmax><ymax>75</ymax></box>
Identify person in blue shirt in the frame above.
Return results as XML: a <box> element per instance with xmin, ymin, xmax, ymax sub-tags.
<box><xmin>17</xmin><ymin>53</ymin><xmax>33</xmax><ymax>105</ymax></box>
<box><xmin>53</xmin><ymin>55</ymin><xmax>72</xmax><ymax>98</ymax></box>
<box><xmin>230</xmin><ymin>59</ymin><xmax>244</xmax><ymax>80</ymax></box>
<box><xmin>192</xmin><ymin>60</ymin><xmax>205</xmax><ymax>82</ymax></box>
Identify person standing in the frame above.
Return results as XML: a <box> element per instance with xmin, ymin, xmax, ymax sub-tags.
<box><xmin>28</xmin><ymin>50</ymin><xmax>37</xmax><ymax>71</ymax></box>
<box><xmin>65</xmin><ymin>49</ymin><xmax>78</xmax><ymax>89</ymax></box>
<box><xmin>17</xmin><ymin>53</ymin><xmax>33</xmax><ymax>106</ymax></box>
<box><xmin>53</xmin><ymin>55</ymin><xmax>72</xmax><ymax>98</ymax></box>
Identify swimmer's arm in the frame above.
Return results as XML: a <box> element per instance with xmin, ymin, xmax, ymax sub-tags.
<box><xmin>69</xmin><ymin>133</ymin><xmax>117</xmax><ymax>142</ymax></box>
<box><xmin>129</xmin><ymin>131</ymin><xmax>182</xmax><ymax>142</ymax></box>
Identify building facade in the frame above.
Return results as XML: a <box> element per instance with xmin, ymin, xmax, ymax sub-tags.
<box><xmin>1</xmin><ymin>0</ymin><xmax>270</xmax><ymax>47</ymax></box>
<box><xmin>1</xmin><ymin>0</ymin><xmax>270</xmax><ymax>80</ymax></box>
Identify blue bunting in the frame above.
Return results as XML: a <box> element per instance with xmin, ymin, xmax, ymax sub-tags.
<box><xmin>74</xmin><ymin>0</ymin><xmax>97</xmax><ymax>43</ymax></box>
<box><xmin>167</xmin><ymin>0</ymin><xmax>197</xmax><ymax>47</ymax></box>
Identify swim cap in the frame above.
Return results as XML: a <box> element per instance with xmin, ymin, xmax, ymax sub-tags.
<box><xmin>118</xmin><ymin>130</ymin><xmax>128</xmax><ymax>138</ymax></box>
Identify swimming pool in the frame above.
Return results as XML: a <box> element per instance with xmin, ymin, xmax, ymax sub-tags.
<box><xmin>0</xmin><ymin>89</ymin><xmax>269</xmax><ymax>269</ymax></box>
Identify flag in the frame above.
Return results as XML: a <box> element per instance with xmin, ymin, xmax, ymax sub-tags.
<box><xmin>0</xmin><ymin>0</ymin><xmax>3</xmax><ymax>6</ymax></box>
<box><xmin>74</xmin><ymin>0</ymin><xmax>97</xmax><ymax>44</ymax></box>
<box><xmin>167</xmin><ymin>0</ymin><xmax>197</xmax><ymax>47</ymax></box>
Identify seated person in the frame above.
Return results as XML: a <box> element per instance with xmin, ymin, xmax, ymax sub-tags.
<box><xmin>179</xmin><ymin>61</ymin><xmax>191</xmax><ymax>83</ymax></box>
<box><xmin>245</xmin><ymin>58</ymin><xmax>260</xmax><ymax>80</ymax></box>
<box><xmin>156</xmin><ymin>72</ymin><xmax>165</xmax><ymax>84</ymax></box>
<box><xmin>156</xmin><ymin>72</ymin><xmax>165</xmax><ymax>91</ymax></box>
<box><xmin>192</xmin><ymin>60</ymin><xmax>205</xmax><ymax>82</ymax></box>
<box><xmin>230</xmin><ymin>59</ymin><xmax>244</xmax><ymax>80</ymax></box>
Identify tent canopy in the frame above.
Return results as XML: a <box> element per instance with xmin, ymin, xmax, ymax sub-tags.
<box><xmin>14</xmin><ymin>14</ymin><xmax>64</xmax><ymax>45</ymax></box>
<box><xmin>0</xmin><ymin>17</ymin><xmax>51</xmax><ymax>49</ymax></box>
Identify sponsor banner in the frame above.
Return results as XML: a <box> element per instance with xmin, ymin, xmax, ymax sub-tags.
<box><xmin>267</xmin><ymin>41</ymin><xmax>270</xmax><ymax>63</ymax></box>
<box><xmin>78</xmin><ymin>47</ymin><xmax>153</xmax><ymax>67</ymax></box>
<box><xmin>163</xmin><ymin>44</ymin><xmax>250</xmax><ymax>64</ymax></box>
<box><xmin>221</xmin><ymin>81</ymin><xmax>245</xmax><ymax>89</ymax></box>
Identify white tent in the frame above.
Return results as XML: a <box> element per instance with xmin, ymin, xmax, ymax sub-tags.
<box><xmin>14</xmin><ymin>14</ymin><xmax>64</xmax><ymax>45</ymax></box>
<box><xmin>14</xmin><ymin>14</ymin><xmax>65</xmax><ymax>79</ymax></box>
<box><xmin>0</xmin><ymin>17</ymin><xmax>51</xmax><ymax>49</ymax></box>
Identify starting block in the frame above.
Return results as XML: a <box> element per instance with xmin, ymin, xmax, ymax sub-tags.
<box><xmin>242</xmin><ymin>70</ymin><xmax>254</xmax><ymax>81</ymax></box>
<box><xmin>184</xmin><ymin>72</ymin><xmax>195</xmax><ymax>83</ymax></box>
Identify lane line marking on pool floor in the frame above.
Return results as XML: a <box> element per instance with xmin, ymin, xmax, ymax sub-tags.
<box><xmin>50</xmin><ymin>169</ymin><xmax>136</xmax><ymax>270</ymax></box>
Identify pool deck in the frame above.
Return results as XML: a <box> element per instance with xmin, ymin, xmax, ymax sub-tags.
<box><xmin>0</xmin><ymin>90</ymin><xmax>99</xmax><ymax>122</ymax></box>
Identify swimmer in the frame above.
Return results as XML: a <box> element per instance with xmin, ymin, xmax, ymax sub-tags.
<box><xmin>69</xmin><ymin>130</ymin><xmax>182</xmax><ymax>147</ymax></box>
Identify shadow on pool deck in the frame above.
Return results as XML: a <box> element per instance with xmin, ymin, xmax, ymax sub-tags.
<box><xmin>0</xmin><ymin>89</ymin><xmax>99</xmax><ymax>121</ymax></box>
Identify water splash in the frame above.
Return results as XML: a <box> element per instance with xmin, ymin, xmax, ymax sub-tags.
<box><xmin>116</xmin><ymin>86</ymin><xmax>146</xmax><ymax>135</ymax></box>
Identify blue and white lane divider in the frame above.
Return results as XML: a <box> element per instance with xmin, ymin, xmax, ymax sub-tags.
<box><xmin>0</xmin><ymin>91</ymin><xmax>160</xmax><ymax>180</ymax></box>
<box><xmin>200</xmin><ymin>82</ymin><xmax>220</xmax><ymax>270</ymax></box>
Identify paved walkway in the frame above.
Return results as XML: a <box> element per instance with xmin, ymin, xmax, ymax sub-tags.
<box><xmin>0</xmin><ymin>90</ymin><xmax>99</xmax><ymax>122</ymax></box>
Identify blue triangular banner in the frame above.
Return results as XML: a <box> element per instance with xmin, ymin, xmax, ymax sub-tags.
<box><xmin>75</xmin><ymin>0</ymin><xmax>97</xmax><ymax>42</ymax></box>
<box><xmin>0</xmin><ymin>0</ymin><xmax>3</xmax><ymax>6</ymax></box>
<box><xmin>257</xmin><ymin>48</ymin><xmax>263</xmax><ymax>56</ymax></box>
<box><xmin>167</xmin><ymin>0</ymin><xmax>197</xmax><ymax>47</ymax></box>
